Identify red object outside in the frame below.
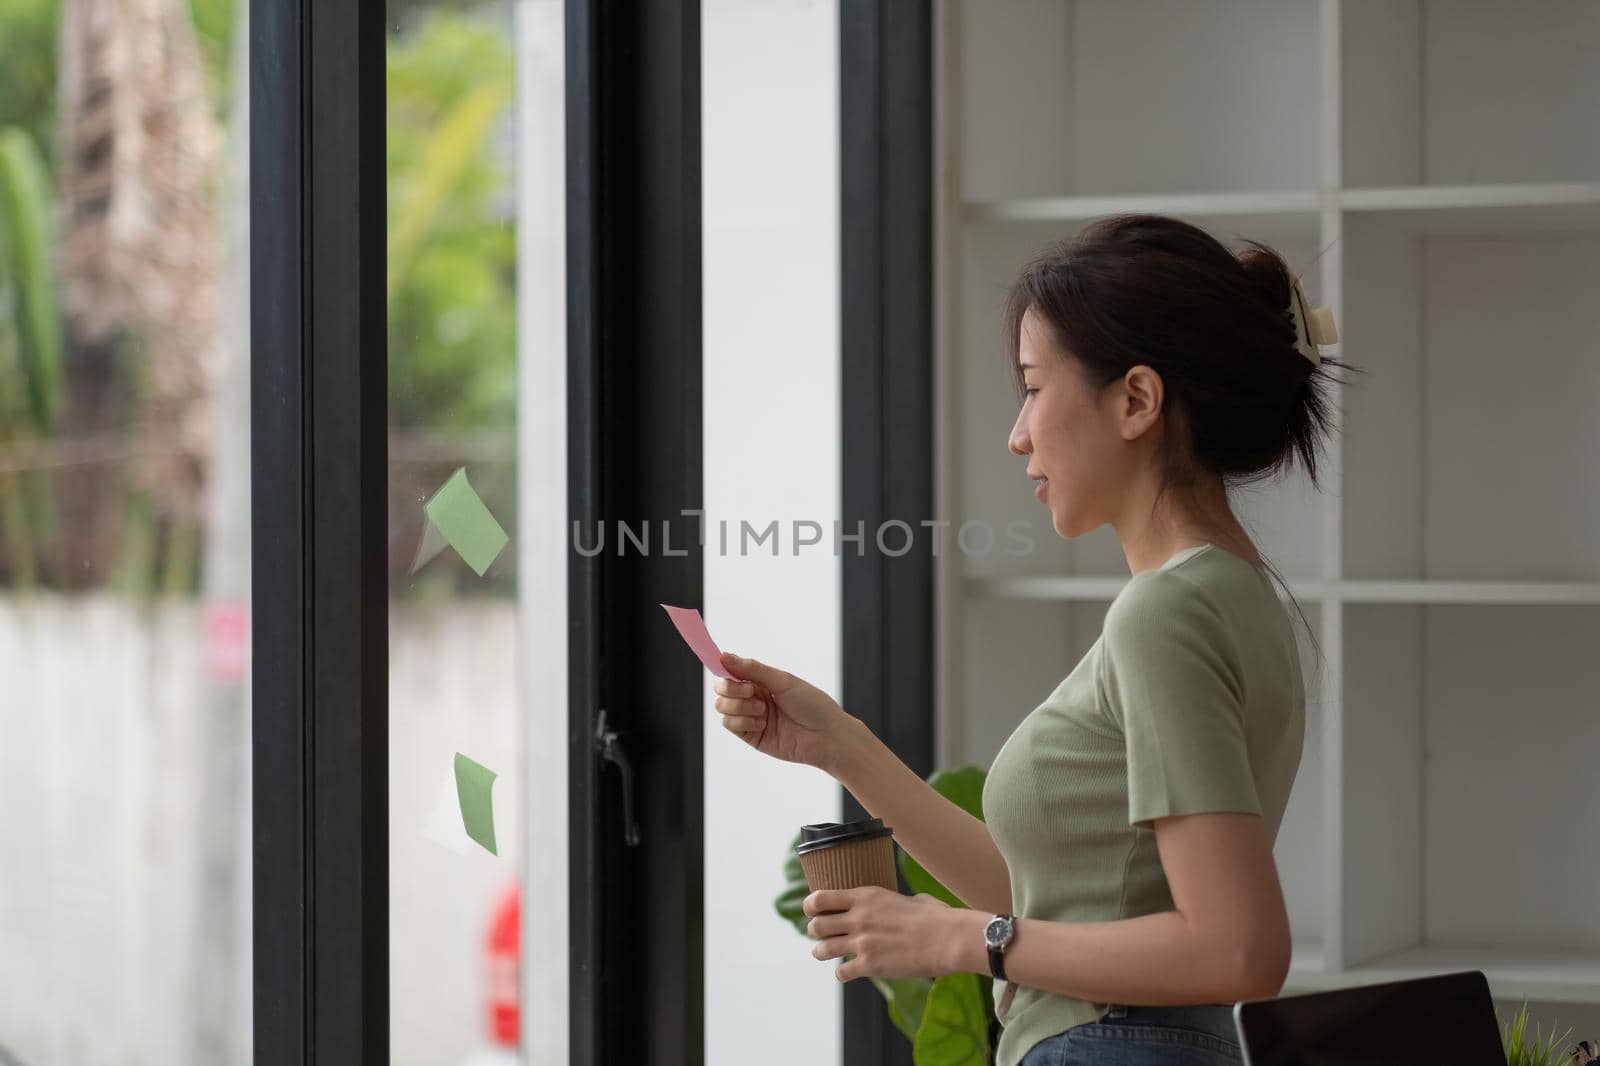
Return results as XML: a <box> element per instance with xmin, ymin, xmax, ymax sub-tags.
<box><xmin>204</xmin><ymin>600</ymin><xmax>250</xmax><ymax>681</ymax></box>
<box><xmin>486</xmin><ymin>879</ymin><xmax>520</xmax><ymax>1046</ymax></box>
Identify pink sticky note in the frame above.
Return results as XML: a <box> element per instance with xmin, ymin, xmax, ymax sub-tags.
<box><xmin>661</xmin><ymin>604</ymin><xmax>733</xmax><ymax>678</ymax></box>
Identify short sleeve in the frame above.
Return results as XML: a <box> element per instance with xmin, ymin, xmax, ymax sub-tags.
<box><xmin>1099</xmin><ymin>572</ymin><xmax>1261</xmax><ymax>829</ymax></box>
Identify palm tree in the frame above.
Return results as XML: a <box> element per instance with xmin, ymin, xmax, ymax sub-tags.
<box><xmin>56</xmin><ymin>6</ymin><xmax>244</xmax><ymax>1062</ymax></box>
<box><xmin>0</xmin><ymin>124</ymin><xmax>63</xmax><ymax>591</ymax></box>
<box><xmin>54</xmin><ymin>0</ymin><xmax>221</xmax><ymax>589</ymax></box>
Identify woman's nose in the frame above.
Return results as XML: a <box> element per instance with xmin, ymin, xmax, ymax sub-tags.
<box><xmin>1008</xmin><ymin>409</ymin><xmax>1030</xmax><ymax>456</ymax></box>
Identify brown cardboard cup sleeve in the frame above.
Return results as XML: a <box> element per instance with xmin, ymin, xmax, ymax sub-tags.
<box><xmin>794</xmin><ymin>818</ymin><xmax>899</xmax><ymax>893</ymax></box>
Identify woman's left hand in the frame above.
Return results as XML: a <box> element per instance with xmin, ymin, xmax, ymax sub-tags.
<box><xmin>803</xmin><ymin>886</ymin><xmax>957</xmax><ymax>983</ymax></box>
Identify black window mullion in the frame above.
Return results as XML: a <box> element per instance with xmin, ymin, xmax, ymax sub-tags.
<box><xmin>565</xmin><ymin>0</ymin><xmax>602</xmax><ymax>1062</ymax></box>
<box><xmin>251</xmin><ymin>0</ymin><xmax>388</xmax><ymax>1061</ymax></box>
<box><xmin>841</xmin><ymin>3</ymin><xmax>936</xmax><ymax>1066</ymax></box>
<box><xmin>568</xmin><ymin>2</ymin><xmax>704</xmax><ymax>1065</ymax></box>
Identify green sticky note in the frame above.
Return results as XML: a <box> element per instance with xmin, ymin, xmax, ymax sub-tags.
<box><xmin>424</xmin><ymin>467</ymin><xmax>509</xmax><ymax>577</ymax></box>
<box><xmin>454</xmin><ymin>752</ymin><xmax>498</xmax><ymax>855</ymax></box>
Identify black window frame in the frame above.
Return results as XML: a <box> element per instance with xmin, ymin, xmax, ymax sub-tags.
<box><xmin>251</xmin><ymin>1</ymin><xmax>930</xmax><ymax>1062</ymax></box>
<box><xmin>841</xmin><ymin>3</ymin><xmax>938</xmax><ymax>1066</ymax></box>
<box><xmin>566</xmin><ymin>1</ymin><xmax>707</xmax><ymax>1064</ymax></box>
<box><xmin>251</xmin><ymin>0</ymin><xmax>389</xmax><ymax>1061</ymax></box>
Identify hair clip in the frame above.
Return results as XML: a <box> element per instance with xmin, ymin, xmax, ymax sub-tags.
<box><xmin>1288</xmin><ymin>277</ymin><xmax>1338</xmax><ymax>366</ymax></box>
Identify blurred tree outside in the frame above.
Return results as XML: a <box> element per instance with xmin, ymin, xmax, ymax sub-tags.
<box><xmin>387</xmin><ymin>10</ymin><xmax>515</xmax><ymax>435</ymax></box>
<box><xmin>0</xmin><ymin>0</ymin><xmax>518</xmax><ymax>597</ymax></box>
<box><xmin>0</xmin><ymin>3</ymin><xmax>518</xmax><ymax>1062</ymax></box>
<box><xmin>387</xmin><ymin>8</ymin><xmax>518</xmax><ymax>600</ymax></box>
<box><xmin>0</xmin><ymin>0</ymin><xmax>61</xmax><ymax>169</ymax></box>
<box><xmin>54</xmin><ymin>0</ymin><xmax>225</xmax><ymax>592</ymax></box>
<box><xmin>0</xmin><ymin>0</ymin><xmax>228</xmax><ymax>592</ymax></box>
<box><xmin>0</xmin><ymin>125</ymin><xmax>64</xmax><ymax>593</ymax></box>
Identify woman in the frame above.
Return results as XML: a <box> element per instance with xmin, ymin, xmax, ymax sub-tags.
<box><xmin>712</xmin><ymin>214</ymin><xmax>1356</xmax><ymax>1066</ymax></box>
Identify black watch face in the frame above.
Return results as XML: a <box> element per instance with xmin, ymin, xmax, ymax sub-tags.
<box><xmin>985</xmin><ymin>916</ymin><xmax>1010</xmax><ymax>947</ymax></box>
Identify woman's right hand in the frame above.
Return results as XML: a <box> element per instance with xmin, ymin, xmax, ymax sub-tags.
<box><xmin>712</xmin><ymin>652</ymin><xmax>857</xmax><ymax>772</ymax></box>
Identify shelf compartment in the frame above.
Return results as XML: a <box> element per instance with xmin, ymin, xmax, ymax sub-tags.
<box><xmin>1338</xmin><ymin>581</ymin><xmax>1600</xmax><ymax>606</ymax></box>
<box><xmin>965</xmin><ymin>575</ymin><xmax>1333</xmax><ymax>604</ymax></box>
<box><xmin>967</xmin><ymin>578</ymin><xmax>1600</xmax><ymax>607</ymax></box>
<box><xmin>958</xmin><ymin>0</ymin><xmax>1321</xmax><ymax>201</ymax></box>
<box><xmin>956</xmin><ymin>221</ymin><xmax>1073</xmax><ymax>583</ymax></box>
<box><xmin>1342</xmin><ymin>183</ymin><xmax>1600</xmax><ymax>236</ymax></box>
<box><xmin>1341</xmin><ymin>0</ymin><xmax>1600</xmax><ymax>188</ymax></box>
<box><xmin>965</xmin><ymin>186</ymin><xmax>1600</xmax><ymax>237</ymax></box>
<box><xmin>1277</xmin><ymin>602</ymin><xmax>1330</xmax><ymax>959</ymax></box>
<box><xmin>964</xmin><ymin>193</ymin><xmax>1324</xmax><ymax>243</ymax></box>
<box><xmin>1339</xmin><ymin>218</ymin><xmax>1600</xmax><ymax>582</ymax></box>
<box><xmin>1340</xmin><ymin>604</ymin><xmax>1600</xmax><ymax>989</ymax></box>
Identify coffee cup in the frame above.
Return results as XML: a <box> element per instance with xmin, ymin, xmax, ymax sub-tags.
<box><xmin>794</xmin><ymin>817</ymin><xmax>899</xmax><ymax>893</ymax></box>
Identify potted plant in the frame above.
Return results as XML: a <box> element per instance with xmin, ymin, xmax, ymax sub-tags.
<box><xmin>775</xmin><ymin>765</ymin><xmax>998</xmax><ymax>1066</ymax></box>
<box><xmin>1500</xmin><ymin>998</ymin><xmax>1587</xmax><ymax>1066</ymax></box>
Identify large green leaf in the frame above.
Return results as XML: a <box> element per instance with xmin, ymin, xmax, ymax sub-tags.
<box><xmin>912</xmin><ymin>971</ymin><xmax>991</xmax><ymax>1066</ymax></box>
<box><xmin>774</xmin><ymin>830</ymin><xmax>811</xmax><ymax>938</ymax></box>
<box><xmin>871</xmin><ymin>976</ymin><xmax>934</xmax><ymax>1042</ymax></box>
<box><xmin>899</xmin><ymin>765</ymin><xmax>988</xmax><ymax>908</ymax></box>
<box><xmin>0</xmin><ymin>126</ymin><xmax>61</xmax><ymax>429</ymax></box>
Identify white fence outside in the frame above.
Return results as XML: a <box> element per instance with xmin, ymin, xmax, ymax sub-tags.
<box><xmin>0</xmin><ymin>597</ymin><xmax>520</xmax><ymax>1066</ymax></box>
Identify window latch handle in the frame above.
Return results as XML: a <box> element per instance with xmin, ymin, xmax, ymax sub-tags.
<box><xmin>595</xmin><ymin>708</ymin><xmax>641</xmax><ymax>847</ymax></box>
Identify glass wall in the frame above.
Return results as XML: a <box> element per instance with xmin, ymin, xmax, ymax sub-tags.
<box><xmin>0</xmin><ymin>0</ymin><xmax>253</xmax><ymax>1062</ymax></box>
<box><xmin>386</xmin><ymin>1</ymin><xmax>561</xmax><ymax>1063</ymax></box>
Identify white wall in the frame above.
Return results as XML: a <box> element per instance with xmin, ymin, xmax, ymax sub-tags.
<box><xmin>703</xmin><ymin>2</ymin><xmax>843</xmax><ymax>1065</ymax></box>
<box><xmin>0</xmin><ymin>599</ymin><xmax>519</xmax><ymax>1066</ymax></box>
<box><xmin>0</xmin><ymin>599</ymin><xmax>213</xmax><ymax>1066</ymax></box>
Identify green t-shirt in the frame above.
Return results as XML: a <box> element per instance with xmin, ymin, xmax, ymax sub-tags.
<box><xmin>981</xmin><ymin>543</ymin><xmax>1306</xmax><ymax>1066</ymax></box>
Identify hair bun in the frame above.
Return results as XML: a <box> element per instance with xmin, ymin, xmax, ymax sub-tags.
<box><xmin>1235</xmin><ymin>241</ymin><xmax>1295</xmax><ymax>314</ymax></box>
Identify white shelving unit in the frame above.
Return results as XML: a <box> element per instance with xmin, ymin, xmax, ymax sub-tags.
<box><xmin>933</xmin><ymin>0</ymin><xmax>1600</xmax><ymax>1007</ymax></box>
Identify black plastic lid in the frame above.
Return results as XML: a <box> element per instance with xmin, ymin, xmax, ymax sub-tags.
<box><xmin>794</xmin><ymin>817</ymin><xmax>894</xmax><ymax>855</ymax></box>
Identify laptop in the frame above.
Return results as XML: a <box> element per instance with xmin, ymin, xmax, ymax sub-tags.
<box><xmin>1233</xmin><ymin>969</ymin><xmax>1505</xmax><ymax>1065</ymax></box>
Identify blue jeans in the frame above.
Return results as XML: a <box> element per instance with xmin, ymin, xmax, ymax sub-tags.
<box><xmin>1018</xmin><ymin>1003</ymin><xmax>1243</xmax><ymax>1066</ymax></box>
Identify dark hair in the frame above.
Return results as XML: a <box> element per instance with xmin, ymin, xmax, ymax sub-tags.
<box><xmin>1001</xmin><ymin>213</ymin><xmax>1365</xmax><ymax>667</ymax></box>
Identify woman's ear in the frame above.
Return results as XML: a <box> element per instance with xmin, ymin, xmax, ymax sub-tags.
<box><xmin>1117</xmin><ymin>364</ymin><xmax>1164</xmax><ymax>440</ymax></box>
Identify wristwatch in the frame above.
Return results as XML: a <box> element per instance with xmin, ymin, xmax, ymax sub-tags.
<box><xmin>984</xmin><ymin>913</ymin><xmax>1016</xmax><ymax>982</ymax></box>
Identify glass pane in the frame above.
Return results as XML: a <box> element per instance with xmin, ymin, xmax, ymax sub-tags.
<box><xmin>0</xmin><ymin>0</ymin><xmax>253</xmax><ymax>1062</ymax></box>
<box><xmin>703</xmin><ymin>2</ymin><xmax>843</xmax><ymax>1064</ymax></box>
<box><xmin>387</xmin><ymin>1</ymin><xmax>563</xmax><ymax>1062</ymax></box>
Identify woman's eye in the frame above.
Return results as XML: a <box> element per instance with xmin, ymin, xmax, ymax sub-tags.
<box><xmin>1023</xmin><ymin>387</ymin><xmax>1039</xmax><ymax>399</ymax></box>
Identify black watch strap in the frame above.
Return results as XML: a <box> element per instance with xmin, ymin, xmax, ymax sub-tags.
<box><xmin>988</xmin><ymin>941</ymin><xmax>1008</xmax><ymax>982</ymax></box>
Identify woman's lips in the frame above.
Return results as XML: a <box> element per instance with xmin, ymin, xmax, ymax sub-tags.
<box><xmin>1034</xmin><ymin>478</ymin><xmax>1048</xmax><ymax>500</ymax></box>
